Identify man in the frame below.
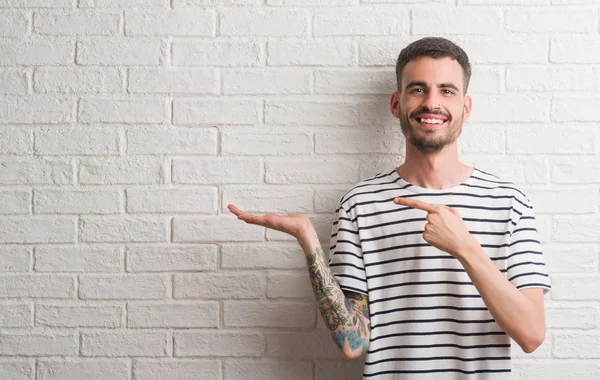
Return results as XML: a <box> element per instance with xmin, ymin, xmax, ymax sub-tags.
<box><xmin>229</xmin><ymin>37</ymin><xmax>551</xmax><ymax>379</ymax></box>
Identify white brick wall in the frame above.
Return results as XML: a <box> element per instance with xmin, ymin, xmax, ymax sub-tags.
<box><xmin>0</xmin><ymin>1</ymin><xmax>596</xmax><ymax>379</ymax></box>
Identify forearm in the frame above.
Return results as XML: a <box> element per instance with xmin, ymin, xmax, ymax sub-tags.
<box><xmin>457</xmin><ymin>243</ymin><xmax>544</xmax><ymax>352</ymax></box>
<box><xmin>299</xmin><ymin>229</ymin><xmax>370</xmax><ymax>359</ymax></box>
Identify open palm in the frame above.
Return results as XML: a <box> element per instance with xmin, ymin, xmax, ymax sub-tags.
<box><xmin>227</xmin><ymin>204</ymin><xmax>312</xmax><ymax>239</ymax></box>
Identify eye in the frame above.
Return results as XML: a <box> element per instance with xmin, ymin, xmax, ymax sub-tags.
<box><xmin>442</xmin><ymin>89</ymin><xmax>455</xmax><ymax>95</ymax></box>
<box><xmin>410</xmin><ymin>88</ymin><xmax>424</xmax><ymax>94</ymax></box>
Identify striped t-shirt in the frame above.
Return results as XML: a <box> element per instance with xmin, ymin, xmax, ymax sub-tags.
<box><xmin>328</xmin><ymin>166</ymin><xmax>552</xmax><ymax>379</ymax></box>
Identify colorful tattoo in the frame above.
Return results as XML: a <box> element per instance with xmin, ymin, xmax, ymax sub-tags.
<box><xmin>306</xmin><ymin>247</ymin><xmax>370</xmax><ymax>357</ymax></box>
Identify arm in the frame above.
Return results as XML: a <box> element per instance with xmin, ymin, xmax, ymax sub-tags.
<box><xmin>299</xmin><ymin>228</ymin><xmax>370</xmax><ymax>359</ymax></box>
<box><xmin>458</xmin><ymin>244</ymin><xmax>546</xmax><ymax>353</ymax></box>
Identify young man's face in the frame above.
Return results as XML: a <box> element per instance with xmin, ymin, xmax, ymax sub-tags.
<box><xmin>391</xmin><ymin>56</ymin><xmax>472</xmax><ymax>155</ymax></box>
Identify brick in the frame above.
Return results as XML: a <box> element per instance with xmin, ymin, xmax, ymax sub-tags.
<box><xmin>34</xmin><ymin>11</ymin><xmax>120</xmax><ymax>35</ymax></box>
<box><xmin>314</xmin><ymin>8</ymin><xmax>406</xmax><ymax>36</ymax></box>
<box><xmin>173</xmin><ymin>272</ymin><xmax>264</xmax><ymax>299</ymax></box>
<box><xmin>127</xmin><ymin>127</ymin><xmax>216</xmax><ymax>155</ymax></box>
<box><xmin>458</xmin><ymin>126</ymin><xmax>505</xmax><ymax>154</ymax></box>
<box><xmin>223</xmin><ymin>68</ymin><xmax>310</xmax><ymax>94</ymax></box>
<box><xmin>460</xmin><ymin>0</ymin><xmax>548</xmax><ymax>3</ymax></box>
<box><xmin>265</xmin><ymin>158</ymin><xmax>359</xmax><ymax>184</ymax></box>
<box><xmin>127</xmin><ymin>188</ymin><xmax>217</xmax><ymax>213</ymax></box>
<box><xmin>36</xmin><ymin>305</ymin><xmax>123</xmax><ymax>327</ymax></box>
<box><xmin>0</xmin><ymin>246</ymin><xmax>30</xmax><ymax>272</ymax></box>
<box><xmin>544</xmin><ymin>245</ymin><xmax>597</xmax><ymax>273</ymax></box>
<box><xmin>223</xmin><ymin>185</ymin><xmax>313</xmax><ymax>213</ymax></box>
<box><xmin>552</xmin><ymin>158</ymin><xmax>600</xmax><ymax>184</ymax></box>
<box><xmin>173</xmin><ymin>98</ymin><xmax>259</xmax><ymax>125</ymax></box>
<box><xmin>0</xmin><ymin>10</ymin><xmax>28</xmax><ymax>37</ymax></box>
<box><xmin>469</xmin><ymin>95</ymin><xmax>548</xmax><ymax>123</ymax></box>
<box><xmin>172</xmin><ymin>158</ymin><xmax>260</xmax><ymax>184</ymax></box>
<box><xmin>0</xmin><ymin>69</ymin><xmax>28</xmax><ymax>94</ymax></box>
<box><xmin>126</xmin><ymin>245</ymin><xmax>217</xmax><ymax>272</ymax></box>
<box><xmin>79</xmin><ymin>157</ymin><xmax>164</xmax><ymax>185</ymax></box>
<box><xmin>35</xmin><ymin>128</ymin><xmax>119</xmax><ymax>155</ymax></box>
<box><xmin>507</xmin><ymin>9</ymin><xmax>592</xmax><ymax>33</ymax></box>
<box><xmin>265</xmin><ymin>99</ymin><xmax>393</xmax><ymax>126</ymax></box>
<box><xmin>79</xmin><ymin>275</ymin><xmax>167</xmax><ymax>300</ymax></box>
<box><xmin>221</xmin><ymin>128</ymin><xmax>311</xmax><ymax>156</ymax></box>
<box><xmin>0</xmin><ymin>332</ymin><xmax>78</xmax><ymax>355</ymax></box>
<box><xmin>127</xmin><ymin>302</ymin><xmax>219</xmax><ymax>328</ymax></box>
<box><xmin>315</xmin><ymin>130</ymin><xmax>402</xmax><ymax>154</ymax></box>
<box><xmin>0</xmin><ymin>96</ymin><xmax>72</xmax><ymax>124</ymax></box>
<box><xmin>315</xmin><ymin>359</ymin><xmax>365</xmax><ymax>380</ymax></box>
<box><xmin>79</xmin><ymin>97</ymin><xmax>169</xmax><ymax>123</ymax></box>
<box><xmin>128</xmin><ymin>68</ymin><xmax>217</xmax><ymax>94</ymax></box>
<box><xmin>0</xmin><ymin>190</ymin><xmax>30</xmax><ymax>214</ymax></box>
<box><xmin>125</xmin><ymin>9</ymin><xmax>215</xmax><ymax>36</ymax></box>
<box><xmin>546</xmin><ymin>306</ymin><xmax>596</xmax><ymax>329</ymax></box>
<box><xmin>0</xmin><ymin>217</ymin><xmax>75</xmax><ymax>244</ymax></box>
<box><xmin>224</xmin><ymin>301</ymin><xmax>315</xmax><ymax>328</ymax></box>
<box><xmin>553</xmin><ymin>217</ymin><xmax>600</xmax><ymax>242</ymax></box>
<box><xmin>224</xmin><ymin>360</ymin><xmax>313</xmax><ymax>380</ymax></box>
<box><xmin>175</xmin><ymin>0</ymin><xmax>256</xmax><ymax>4</ymax></box>
<box><xmin>0</xmin><ymin>40</ymin><xmax>73</xmax><ymax>65</ymax></box>
<box><xmin>551</xmin><ymin>36</ymin><xmax>600</xmax><ymax>63</ymax></box>
<box><xmin>525</xmin><ymin>189</ymin><xmax>596</xmax><ymax>214</ymax></box>
<box><xmin>315</xmin><ymin>69</ymin><xmax>395</xmax><ymax>95</ymax></box>
<box><xmin>0</xmin><ymin>158</ymin><xmax>72</xmax><ymax>185</ymax></box>
<box><xmin>80</xmin><ymin>216</ymin><xmax>168</xmax><ymax>243</ymax></box>
<box><xmin>552</xmin><ymin>96</ymin><xmax>600</xmax><ymax>122</ymax></box>
<box><xmin>413</xmin><ymin>9</ymin><xmax>501</xmax><ymax>35</ymax></box>
<box><xmin>507</xmin><ymin>66</ymin><xmax>595</xmax><ymax>92</ymax></box>
<box><xmin>81</xmin><ymin>331</ymin><xmax>170</xmax><ymax>357</ymax></box>
<box><xmin>173</xmin><ymin>216</ymin><xmax>264</xmax><ymax>243</ymax></box>
<box><xmin>173</xmin><ymin>40</ymin><xmax>261</xmax><ymax>67</ymax></box>
<box><xmin>37</xmin><ymin>360</ymin><xmax>129</xmax><ymax>380</ymax></box>
<box><xmin>0</xmin><ymin>0</ymin><xmax>71</xmax><ymax>6</ymax></box>
<box><xmin>77</xmin><ymin>39</ymin><xmax>166</xmax><ymax>65</ymax></box>
<box><xmin>34</xmin><ymin>190</ymin><xmax>121</xmax><ymax>214</ymax></box>
<box><xmin>551</xmin><ymin>275</ymin><xmax>600</xmax><ymax>300</ymax></box>
<box><xmin>174</xmin><ymin>331</ymin><xmax>264</xmax><ymax>357</ymax></box>
<box><xmin>80</xmin><ymin>0</ymin><xmax>168</xmax><ymax>6</ymax></box>
<box><xmin>267</xmin><ymin>272</ymin><xmax>313</xmax><ymax>299</ymax></box>
<box><xmin>554</xmin><ymin>332</ymin><xmax>600</xmax><ymax>358</ymax></box>
<box><xmin>221</xmin><ymin>9</ymin><xmax>307</xmax><ymax>36</ymax></box>
<box><xmin>266</xmin><ymin>332</ymin><xmax>341</xmax><ymax>359</ymax></box>
<box><xmin>358</xmin><ymin>39</ymin><xmax>409</xmax><ymax>67</ymax></box>
<box><xmin>34</xmin><ymin>68</ymin><xmax>122</xmax><ymax>94</ymax></box>
<box><xmin>453</xmin><ymin>36</ymin><xmax>548</xmax><ymax>63</ymax></box>
<box><xmin>508</xmin><ymin>126</ymin><xmax>595</xmax><ymax>154</ymax></box>
<box><xmin>0</xmin><ymin>303</ymin><xmax>31</xmax><ymax>327</ymax></box>
<box><xmin>133</xmin><ymin>359</ymin><xmax>221</xmax><ymax>380</ymax></box>
<box><xmin>268</xmin><ymin>40</ymin><xmax>354</xmax><ymax>66</ymax></box>
<box><xmin>512</xmin><ymin>361</ymin><xmax>600</xmax><ymax>380</ymax></box>
<box><xmin>34</xmin><ymin>245</ymin><xmax>121</xmax><ymax>273</ymax></box>
<box><xmin>314</xmin><ymin>186</ymin><xmax>350</xmax><ymax>213</ymax></box>
<box><xmin>221</xmin><ymin>243</ymin><xmax>306</xmax><ymax>269</ymax></box>
<box><xmin>0</xmin><ymin>361</ymin><xmax>32</xmax><ymax>380</ymax></box>
<box><xmin>468</xmin><ymin>66</ymin><xmax>503</xmax><ymax>94</ymax></box>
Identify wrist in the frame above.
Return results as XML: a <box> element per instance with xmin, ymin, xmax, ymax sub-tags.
<box><xmin>297</xmin><ymin>226</ymin><xmax>320</xmax><ymax>256</ymax></box>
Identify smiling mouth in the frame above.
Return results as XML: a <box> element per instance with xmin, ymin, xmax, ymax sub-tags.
<box><xmin>413</xmin><ymin>117</ymin><xmax>448</xmax><ymax>127</ymax></box>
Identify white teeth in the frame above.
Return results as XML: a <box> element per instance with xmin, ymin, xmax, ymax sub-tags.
<box><xmin>420</xmin><ymin>118</ymin><xmax>444</xmax><ymax>124</ymax></box>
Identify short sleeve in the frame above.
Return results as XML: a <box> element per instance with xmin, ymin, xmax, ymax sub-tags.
<box><xmin>507</xmin><ymin>199</ymin><xmax>552</xmax><ymax>295</ymax></box>
<box><xmin>328</xmin><ymin>203</ymin><xmax>367</xmax><ymax>295</ymax></box>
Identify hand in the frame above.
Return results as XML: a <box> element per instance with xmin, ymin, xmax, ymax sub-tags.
<box><xmin>393</xmin><ymin>197</ymin><xmax>478</xmax><ymax>259</ymax></box>
<box><xmin>227</xmin><ymin>204</ymin><xmax>314</xmax><ymax>240</ymax></box>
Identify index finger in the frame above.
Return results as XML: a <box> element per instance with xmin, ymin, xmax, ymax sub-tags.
<box><xmin>393</xmin><ymin>197</ymin><xmax>438</xmax><ymax>213</ymax></box>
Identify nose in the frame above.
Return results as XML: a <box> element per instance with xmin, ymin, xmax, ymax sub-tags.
<box><xmin>422</xmin><ymin>91</ymin><xmax>441</xmax><ymax>111</ymax></box>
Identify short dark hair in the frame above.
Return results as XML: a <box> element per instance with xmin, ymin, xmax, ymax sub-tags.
<box><xmin>395</xmin><ymin>37</ymin><xmax>472</xmax><ymax>94</ymax></box>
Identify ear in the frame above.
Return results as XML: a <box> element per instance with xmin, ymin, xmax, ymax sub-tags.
<box><xmin>462</xmin><ymin>95</ymin><xmax>472</xmax><ymax>123</ymax></box>
<box><xmin>390</xmin><ymin>91</ymin><xmax>400</xmax><ymax>119</ymax></box>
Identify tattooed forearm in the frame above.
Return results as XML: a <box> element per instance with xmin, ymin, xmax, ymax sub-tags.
<box><xmin>306</xmin><ymin>247</ymin><xmax>370</xmax><ymax>359</ymax></box>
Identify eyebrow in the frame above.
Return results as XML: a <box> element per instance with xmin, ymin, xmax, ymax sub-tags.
<box><xmin>405</xmin><ymin>81</ymin><xmax>461</xmax><ymax>93</ymax></box>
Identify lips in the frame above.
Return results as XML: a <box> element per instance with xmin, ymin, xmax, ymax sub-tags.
<box><xmin>412</xmin><ymin>115</ymin><xmax>448</xmax><ymax>128</ymax></box>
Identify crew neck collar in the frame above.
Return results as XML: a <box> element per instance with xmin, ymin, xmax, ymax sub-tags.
<box><xmin>389</xmin><ymin>166</ymin><xmax>477</xmax><ymax>194</ymax></box>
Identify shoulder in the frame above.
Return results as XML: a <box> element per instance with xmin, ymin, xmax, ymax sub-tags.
<box><xmin>338</xmin><ymin>168</ymin><xmax>396</xmax><ymax>211</ymax></box>
<box><xmin>471</xmin><ymin>166</ymin><xmax>535</xmax><ymax>212</ymax></box>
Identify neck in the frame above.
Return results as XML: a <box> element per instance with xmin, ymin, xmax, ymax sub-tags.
<box><xmin>397</xmin><ymin>142</ymin><xmax>473</xmax><ymax>190</ymax></box>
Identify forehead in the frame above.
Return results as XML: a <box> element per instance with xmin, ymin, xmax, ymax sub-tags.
<box><xmin>401</xmin><ymin>56</ymin><xmax>465</xmax><ymax>91</ymax></box>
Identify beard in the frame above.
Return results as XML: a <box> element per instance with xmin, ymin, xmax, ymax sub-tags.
<box><xmin>399</xmin><ymin>107</ymin><xmax>464</xmax><ymax>155</ymax></box>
